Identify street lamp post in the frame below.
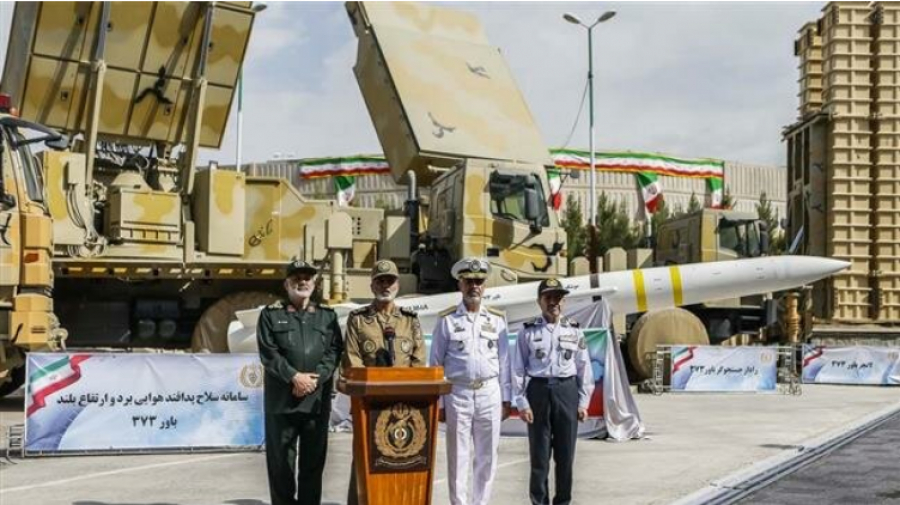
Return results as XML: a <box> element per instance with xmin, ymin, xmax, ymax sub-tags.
<box><xmin>564</xmin><ymin>11</ymin><xmax>616</xmax><ymax>272</ymax></box>
<box><xmin>236</xmin><ymin>3</ymin><xmax>268</xmax><ymax>171</ymax></box>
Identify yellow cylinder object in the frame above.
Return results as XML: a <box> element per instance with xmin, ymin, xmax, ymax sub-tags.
<box><xmin>783</xmin><ymin>293</ymin><xmax>800</xmax><ymax>344</ymax></box>
<box><xmin>628</xmin><ymin>308</ymin><xmax>710</xmax><ymax>380</ymax></box>
<box><xmin>191</xmin><ymin>291</ymin><xmax>281</xmax><ymax>353</ymax></box>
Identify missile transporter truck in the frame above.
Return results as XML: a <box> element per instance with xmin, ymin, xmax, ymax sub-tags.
<box><xmin>0</xmin><ymin>1</ymin><xmax>396</xmax><ymax>395</ymax></box>
<box><xmin>623</xmin><ymin>208</ymin><xmax>774</xmax><ymax>379</ymax></box>
<box><xmin>0</xmin><ymin>0</ymin><xmax>572</xmax><ymax>395</ymax></box>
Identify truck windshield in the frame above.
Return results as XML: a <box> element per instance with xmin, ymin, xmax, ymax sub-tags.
<box><xmin>488</xmin><ymin>172</ymin><xmax>550</xmax><ymax>226</ymax></box>
<box><xmin>718</xmin><ymin>219</ymin><xmax>762</xmax><ymax>258</ymax></box>
<box><xmin>13</xmin><ymin>132</ymin><xmax>44</xmax><ymax>203</ymax></box>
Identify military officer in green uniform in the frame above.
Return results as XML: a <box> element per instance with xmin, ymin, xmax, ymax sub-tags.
<box><xmin>257</xmin><ymin>259</ymin><xmax>344</xmax><ymax>505</ymax></box>
<box><xmin>342</xmin><ymin>259</ymin><xmax>427</xmax><ymax>369</ymax></box>
<box><xmin>342</xmin><ymin>259</ymin><xmax>426</xmax><ymax>505</ymax></box>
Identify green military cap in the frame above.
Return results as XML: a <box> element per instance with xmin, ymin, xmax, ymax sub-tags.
<box><xmin>372</xmin><ymin>259</ymin><xmax>399</xmax><ymax>280</ymax></box>
<box><xmin>286</xmin><ymin>259</ymin><xmax>317</xmax><ymax>277</ymax></box>
<box><xmin>537</xmin><ymin>277</ymin><xmax>570</xmax><ymax>298</ymax></box>
<box><xmin>452</xmin><ymin>257</ymin><xmax>490</xmax><ymax>280</ymax></box>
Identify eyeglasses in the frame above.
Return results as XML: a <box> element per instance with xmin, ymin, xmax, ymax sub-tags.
<box><xmin>462</xmin><ymin>278</ymin><xmax>486</xmax><ymax>285</ymax></box>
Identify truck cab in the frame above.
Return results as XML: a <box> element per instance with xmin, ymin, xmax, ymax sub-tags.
<box><xmin>656</xmin><ymin>208</ymin><xmax>768</xmax><ymax>265</ymax></box>
<box><xmin>346</xmin><ymin>1</ymin><xmax>567</xmax><ymax>293</ymax></box>
<box><xmin>0</xmin><ymin>95</ymin><xmax>68</xmax><ymax>395</ymax></box>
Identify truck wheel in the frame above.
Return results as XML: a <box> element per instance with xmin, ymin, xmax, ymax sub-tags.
<box><xmin>0</xmin><ymin>365</ymin><xmax>26</xmax><ymax>398</ymax></box>
<box><xmin>627</xmin><ymin>308</ymin><xmax>710</xmax><ymax>381</ymax></box>
<box><xmin>191</xmin><ymin>291</ymin><xmax>280</xmax><ymax>353</ymax></box>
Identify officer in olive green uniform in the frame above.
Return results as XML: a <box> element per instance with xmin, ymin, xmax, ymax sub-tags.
<box><xmin>342</xmin><ymin>259</ymin><xmax>426</xmax><ymax>505</ymax></box>
<box><xmin>258</xmin><ymin>260</ymin><xmax>344</xmax><ymax>505</ymax></box>
<box><xmin>342</xmin><ymin>260</ymin><xmax>427</xmax><ymax>369</ymax></box>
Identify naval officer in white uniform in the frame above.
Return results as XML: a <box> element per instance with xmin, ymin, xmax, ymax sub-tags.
<box><xmin>430</xmin><ymin>257</ymin><xmax>512</xmax><ymax>505</ymax></box>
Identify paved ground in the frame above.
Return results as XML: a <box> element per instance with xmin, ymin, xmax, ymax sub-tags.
<box><xmin>740</xmin><ymin>413</ymin><xmax>900</xmax><ymax>505</ymax></box>
<box><xmin>1</xmin><ymin>385</ymin><xmax>898</xmax><ymax>505</ymax></box>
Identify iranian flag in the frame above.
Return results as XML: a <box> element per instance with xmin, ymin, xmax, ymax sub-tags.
<box><xmin>299</xmin><ymin>155</ymin><xmax>390</xmax><ymax>179</ymax></box>
<box><xmin>707</xmin><ymin>177</ymin><xmax>724</xmax><ymax>209</ymax></box>
<box><xmin>334</xmin><ymin>175</ymin><xmax>356</xmax><ymax>207</ymax></box>
<box><xmin>26</xmin><ymin>354</ymin><xmax>90</xmax><ymax>417</ymax></box>
<box><xmin>636</xmin><ymin>172</ymin><xmax>662</xmax><ymax>215</ymax></box>
<box><xmin>672</xmin><ymin>346</ymin><xmax>697</xmax><ymax>373</ymax></box>
<box><xmin>547</xmin><ymin>168</ymin><xmax>563</xmax><ymax>210</ymax></box>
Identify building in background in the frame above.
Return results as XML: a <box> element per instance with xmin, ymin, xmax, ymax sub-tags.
<box><xmin>237</xmin><ymin>152</ymin><xmax>786</xmax><ymax>223</ymax></box>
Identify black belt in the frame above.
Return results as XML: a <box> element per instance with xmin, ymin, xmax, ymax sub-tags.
<box><xmin>529</xmin><ymin>376</ymin><xmax>575</xmax><ymax>385</ymax></box>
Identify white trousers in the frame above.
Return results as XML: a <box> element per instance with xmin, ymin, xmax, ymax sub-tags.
<box><xmin>444</xmin><ymin>379</ymin><xmax>502</xmax><ymax>505</ymax></box>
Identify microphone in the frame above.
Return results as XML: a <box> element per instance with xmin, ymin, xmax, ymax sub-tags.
<box><xmin>383</xmin><ymin>326</ymin><xmax>396</xmax><ymax>367</ymax></box>
<box><xmin>374</xmin><ymin>350</ymin><xmax>391</xmax><ymax>367</ymax></box>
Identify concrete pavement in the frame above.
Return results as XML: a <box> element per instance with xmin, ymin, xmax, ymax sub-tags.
<box><xmin>1</xmin><ymin>385</ymin><xmax>898</xmax><ymax>505</ymax></box>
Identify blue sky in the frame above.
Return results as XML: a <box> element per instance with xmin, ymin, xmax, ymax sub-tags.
<box><xmin>1</xmin><ymin>2</ymin><xmax>826</xmax><ymax>167</ymax></box>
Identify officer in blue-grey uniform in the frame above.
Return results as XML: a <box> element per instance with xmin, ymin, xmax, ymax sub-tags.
<box><xmin>257</xmin><ymin>259</ymin><xmax>344</xmax><ymax>505</ymax></box>
<box><xmin>430</xmin><ymin>257</ymin><xmax>511</xmax><ymax>505</ymax></box>
<box><xmin>512</xmin><ymin>278</ymin><xmax>594</xmax><ymax>505</ymax></box>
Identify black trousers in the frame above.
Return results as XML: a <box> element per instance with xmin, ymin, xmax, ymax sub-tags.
<box><xmin>347</xmin><ymin>458</ymin><xmax>359</xmax><ymax>505</ymax></box>
<box><xmin>526</xmin><ymin>377</ymin><xmax>579</xmax><ymax>505</ymax></box>
<box><xmin>264</xmin><ymin>409</ymin><xmax>330</xmax><ymax>505</ymax></box>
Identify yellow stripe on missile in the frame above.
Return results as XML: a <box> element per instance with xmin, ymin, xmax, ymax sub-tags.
<box><xmin>633</xmin><ymin>270</ymin><xmax>647</xmax><ymax>312</ymax></box>
<box><xmin>669</xmin><ymin>266</ymin><xmax>683</xmax><ymax>306</ymax></box>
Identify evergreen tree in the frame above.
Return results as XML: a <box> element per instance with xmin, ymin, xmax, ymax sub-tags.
<box><xmin>592</xmin><ymin>192</ymin><xmax>642</xmax><ymax>258</ymax></box>
<box><xmin>687</xmin><ymin>191</ymin><xmax>702</xmax><ymax>213</ymax></box>
<box><xmin>756</xmin><ymin>191</ymin><xmax>786</xmax><ymax>255</ymax></box>
<box><xmin>722</xmin><ymin>185</ymin><xmax>736</xmax><ymax>209</ymax></box>
<box><xmin>560</xmin><ymin>194</ymin><xmax>587</xmax><ymax>261</ymax></box>
<box><xmin>650</xmin><ymin>198</ymin><xmax>672</xmax><ymax>237</ymax></box>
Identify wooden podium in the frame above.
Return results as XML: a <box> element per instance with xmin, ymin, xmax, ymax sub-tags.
<box><xmin>340</xmin><ymin>367</ymin><xmax>451</xmax><ymax>505</ymax></box>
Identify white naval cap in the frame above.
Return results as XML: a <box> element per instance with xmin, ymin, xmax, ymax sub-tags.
<box><xmin>451</xmin><ymin>257</ymin><xmax>491</xmax><ymax>280</ymax></box>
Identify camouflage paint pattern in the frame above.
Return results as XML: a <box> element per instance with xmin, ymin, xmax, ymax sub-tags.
<box><xmin>0</xmin><ymin>113</ymin><xmax>60</xmax><ymax>371</ymax></box>
<box><xmin>347</xmin><ymin>1</ymin><xmax>553</xmax><ymax>186</ymax></box>
<box><xmin>347</xmin><ymin>1</ymin><xmax>567</xmax><ymax>284</ymax></box>
<box><xmin>2</xmin><ymin>2</ymin><xmax>254</xmax><ymax>148</ymax></box>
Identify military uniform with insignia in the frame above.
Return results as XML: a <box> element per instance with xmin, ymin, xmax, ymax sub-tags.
<box><xmin>343</xmin><ymin>259</ymin><xmax>426</xmax><ymax>505</ymax></box>
<box><xmin>430</xmin><ymin>258</ymin><xmax>511</xmax><ymax>505</ymax></box>
<box><xmin>257</xmin><ymin>260</ymin><xmax>344</xmax><ymax>505</ymax></box>
<box><xmin>512</xmin><ymin>278</ymin><xmax>594</xmax><ymax>505</ymax></box>
<box><xmin>342</xmin><ymin>261</ymin><xmax>427</xmax><ymax>369</ymax></box>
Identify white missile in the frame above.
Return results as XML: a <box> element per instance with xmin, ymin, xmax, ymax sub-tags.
<box><xmin>226</xmin><ymin>255</ymin><xmax>849</xmax><ymax>353</ymax></box>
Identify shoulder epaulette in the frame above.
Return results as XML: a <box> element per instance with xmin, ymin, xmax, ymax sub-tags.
<box><xmin>399</xmin><ymin>306</ymin><xmax>418</xmax><ymax>317</ymax></box>
<box><xmin>265</xmin><ymin>300</ymin><xmax>285</xmax><ymax>310</ymax></box>
<box><xmin>318</xmin><ymin>304</ymin><xmax>335</xmax><ymax>312</ymax></box>
<box><xmin>523</xmin><ymin>317</ymin><xmax>541</xmax><ymax>328</ymax></box>
<box><xmin>439</xmin><ymin>306</ymin><xmax>456</xmax><ymax>317</ymax></box>
<box><xmin>348</xmin><ymin>306</ymin><xmax>370</xmax><ymax>317</ymax></box>
<box><xmin>486</xmin><ymin>307</ymin><xmax>506</xmax><ymax>317</ymax></box>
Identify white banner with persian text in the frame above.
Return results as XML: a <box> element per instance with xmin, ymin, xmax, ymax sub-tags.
<box><xmin>25</xmin><ymin>353</ymin><xmax>265</xmax><ymax>454</ymax></box>
<box><xmin>670</xmin><ymin>346</ymin><xmax>778</xmax><ymax>392</ymax></box>
<box><xmin>802</xmin><ymin>346</ymin><xmax>900</xmax><ymax>386</ymax></box>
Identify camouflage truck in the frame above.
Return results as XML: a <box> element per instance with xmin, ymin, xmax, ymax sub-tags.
<box><xmin>0</xmin><ymin>97</ymin><xmax>71</xmax><ymax>396</ymax></box>
<box><xmin>0</xmin><ymin>1</ymin><xmax>396</xmax><ymax>395</ymax></box>
<box><xmin>621</xmin><ymin>208</ymin><xmax>774</xmax><ymax>379</ymax></box>
<box><xmin>345</xmin><ymin>1</ymin><xmax>567</xmax><ymax>293</ymax></box>
<box><xmin>0</xmin><ymin>0</ymin><xmax>573</xmax><ymax>396</ymax></box>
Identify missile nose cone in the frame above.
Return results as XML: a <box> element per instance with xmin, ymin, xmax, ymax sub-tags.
<box><xmin>823</xmin><ymin>258</ymin><xmax>852</xmax><ymax>274</ymax></box>
<box><xmin>781</xmin><ymin>256</ymin><xmax>851</xmax><ymax>284</ymax></box>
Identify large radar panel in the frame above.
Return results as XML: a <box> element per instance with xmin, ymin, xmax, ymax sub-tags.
<box><xmin>1</xmin><ymin>2</ymin><xmax>256</xmax><ymax>149</ymax></box>
<box><xmin>347</xmin><ymin>2</ymin><xmax>552</xmax><ymax>185</ymax></box>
